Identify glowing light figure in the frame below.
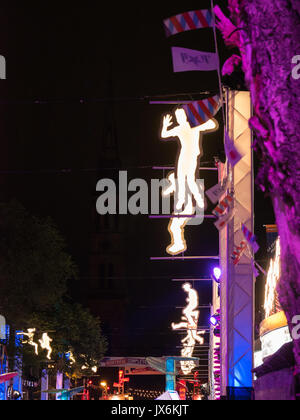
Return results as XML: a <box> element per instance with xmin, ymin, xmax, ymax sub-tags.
<box><xmin>264</xmin><ymin>238</ymin><xmax>281</xmax><ymax>319</ymax></box>
<box><xmin>163</xmin><ymin>172</ymin><xmax>194</xmax><ymax>255</ymax></box>
<box><xmin>39</xmin><ymin>333</ymin><xmax>53</xmax><ymax>360</ymax></box>
<box><xmin>161</xmin><ymin>109</ymin><xmax>218</xmax><ymax>255</ymax></box>
<box><xmin>18</xmin><ymin>329</ymin><xmax>39</xmax><ymax>355</ymax></box>
<box><xmin>172</xmin><ymin>283</ymin><xmax>205</xmax><ymax>375</ymax></box>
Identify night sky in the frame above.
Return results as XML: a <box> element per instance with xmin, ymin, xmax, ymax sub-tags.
<box><xmin>0</xmin><ymin>2</ymin><xmax>275</xmax><ymax>389</ymax></box>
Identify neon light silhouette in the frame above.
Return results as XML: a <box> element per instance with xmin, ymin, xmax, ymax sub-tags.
<box><xmin>172</xmin><ymin>283</ymin><xmax>205</xmax><ymax>375</ymax></box>
<box><xmin>161</xmin><ymin>109</ymin><xmax>218</xmax><ymax>255</ymax></box>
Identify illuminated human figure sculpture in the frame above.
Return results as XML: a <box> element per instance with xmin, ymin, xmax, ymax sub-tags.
<box><xmin>172</xmin><ymin>283</ymin><xmax>205</xmax><ymax>375</ymax></box>
<box><xmin>19</xmin><ymin>328</ymin><xmax>39</xmax><ymax>355</ymax></box>
<box><xmin>163</xmin><ymin>172</ymin><xmax>194</xmax><ymax>255</ymax></box>
<box><xmin>161</xmin><ymin>109</ymin><xmax>218</xmax><ymax>212</ymax></box>
<box><xmin>39</xmin><ymin>333</ymin><xmax>53</xmax><ymax>360</ymax></box>
<box><xmin>161</xmin><ymin>109</ymin><xmax>218</xmax><ymax>255</ymax></box>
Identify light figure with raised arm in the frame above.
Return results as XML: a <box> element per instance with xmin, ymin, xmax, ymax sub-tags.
<box><xmin>161</xmin><ymin>108</ymin><xmax>218</xmax><ymax>255</ymax></box>
<box><xmin>18</xmin><ymin>328</ymin><xmax>39</xmax><ymax>355</ymax></box>
<box><xmin>161</xmin><ymin>109</ymin><xmax>218</xmax><ymax>212</ymax></box>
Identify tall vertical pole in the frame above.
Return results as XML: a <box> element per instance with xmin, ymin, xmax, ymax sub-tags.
<box><xmin>220</xmin><ymin>90</ymin><xmax>254</xmax><ymax>399</ymax></box>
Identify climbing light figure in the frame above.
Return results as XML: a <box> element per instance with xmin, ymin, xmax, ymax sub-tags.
<box><xmin>39</xmin><ymin>333</ymin><xmax>53</xmax><ymax>360</ymax></box>
<box><xmin>172</xmin><ymin>283</ymin><xmax>205</xmax><ymax>375</ymax></box>
<box><xmin>18</xmin><ymin>328</ymin><xmax>39</xmax><ymax>355</ymax></box>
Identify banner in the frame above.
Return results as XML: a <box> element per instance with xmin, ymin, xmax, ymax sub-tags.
<box><xmin>164</xmin><ymin>10</ymin><xmax>213</xmax><ymax>37</ymax></box>
<box><xmin>125</xmin><ymin>367</ymin><xmax>163</xmax><ymax>376</ymax></box>
<box><xmin>172</xmin><ymin>47</ymin><xmax>219</xmax><ymax>73</ymax></box>
<box><xmin>206</xmin><ymin>176</ymin><xmax>229</xmax><ymax>204</ymax></box>
<box><xmin>99</xmin><ymin>357</ymin><xmax>148</xmax><ymax>368</ymax></box>
<box><xmin>183</xmin><ymin>95</ymin><xmax>221</xmax><ymax>127</ymax></box>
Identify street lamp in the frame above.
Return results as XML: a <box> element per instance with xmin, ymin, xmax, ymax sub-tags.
<box><xmin>100</xmin><ymin>381</ymin><xmax>108</xmax><ymax>399</ymax></box>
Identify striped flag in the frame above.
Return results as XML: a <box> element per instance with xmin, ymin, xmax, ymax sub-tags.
<box><xmin>183</xmin><ymin>95</ymin><xmax>221</xmax><ymax>127</ymax></box>
<box><xmin>242</xmin><ymin>224</ymin><xmax>260</xmax><ymax>254</ymax></box>
<box><xmin>214</xmin><ymin>207</ymin><xmax>235</xmax><ymax>231</ymax></box>
<box><xmin>232</xmin><ymin>241</ymin><xmax>247</xmax><ymax>266</ymax></box>
<box><xmin>163</xmin><ymin>10</ymin><xmax>213</xmax><ymax>37</ymax></box>
<box><xmin>212</xmin><ymin>194</ymin><xmax>234</xmax><ymax>218</ymax></box>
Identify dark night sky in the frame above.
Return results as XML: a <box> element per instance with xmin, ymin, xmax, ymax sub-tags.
<box><xmin>0</xmin><ymin>2</ymin><xmax>275</xmax><ymax>385</ymax></box>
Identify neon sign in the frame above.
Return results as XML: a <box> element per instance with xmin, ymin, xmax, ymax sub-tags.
<box><xmin>161</xmin><ymin>109</ymin><xmax>218</xmax><ymax>255</ymax></box>
<box><xmin>39</xmin><ymin>333</ymin><xmax>53</xmax><ymax>360</ymax></box>
<box><xmin>172</xmin><ymin>283</ymin><xmax>205</xmax><ymax>375</ymax></box>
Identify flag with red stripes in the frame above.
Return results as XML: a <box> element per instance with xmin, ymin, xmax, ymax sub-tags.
<box><xmin>231</xmin><ymin>241</ymin><xmax>247</xmax><ymax>266</ymax></box>
<box><xmin>214</xmin><ymin>207</ymin><xmax>235</xmax><ymax>231</ymax></box>
<box><xmin>182</xmin><ymin>95</ymin><xmax>221</xmax><ymax>127</ymax></box>
<box><xmin>212</xmin><ymin>193</ymin><xmax>234</xmax><ymax>218</ymax></box>
<box><xmin>164</xmin><ymin>10</ymin><xmax>213</xmax><ymax>37</ymax></box>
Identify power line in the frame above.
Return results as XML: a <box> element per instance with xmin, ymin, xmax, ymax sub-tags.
<box><xmin>0</xmin><ymin>90</ymin><xmax>220</xmax><ymax>107</ymax></box>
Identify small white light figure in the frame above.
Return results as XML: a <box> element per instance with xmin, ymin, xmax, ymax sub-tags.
<box><xmin>18</xmin><ymin>328</ymin><xmax>39</xmax><ymax>355</ymax></box>
<box><xmin>172</xmin><ymin>283</ymin><xmax>205</xmax><ymax>375</ymax></box>
<box><xmin>39</xmin><ymin>333</ymin><xmax>53</xmax><ymax>360</ymax></box>
<box><xmin>161</xmin><ymin>109</ymin><xmax>218</xmax><ymax>255</ymax></box>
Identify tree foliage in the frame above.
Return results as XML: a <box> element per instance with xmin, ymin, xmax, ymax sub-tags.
<box><xmin>0</xmin><ymin>201</ymin><xmax>107</xmax><ymax>375</ymax></box>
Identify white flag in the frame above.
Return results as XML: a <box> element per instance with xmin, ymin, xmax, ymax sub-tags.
<box><xmin>172</xmin><ymin>47</ymin><xmax>219</xmax><ymax>73</ymax></box>
<box><xmin>206</xmin><ymin>177</ymin><xmax>229</xmax><ymax>204</ymax></box>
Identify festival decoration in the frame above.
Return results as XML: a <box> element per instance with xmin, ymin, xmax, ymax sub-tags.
<box><xmin>171</xmin><ymin>47</ymin><xmax>219</xmax><ymax>73</ymax></box>
<box><xmin>171</xmin><ymin>283</ymin><xmax>205</xmax><ymax>375</ymax></box>
<box><xmin>231</xmin><ymin>241</ymin><xmax>247</xmax><ymax>266</ymax></box>
<box><xmin>214</xmin><ymin>206</ymin><xmax>235</xmax><ymax>231</ymax></box>
<box><xmin>39</xmin><ymin>333</ymin><xmax>53</xmax><ymax>360</ymax></box>
<box><xmin>206</xmin><ymin>176</ymin><xmax>229</xmax><ymax>204</ymax></box>
<box><xmin>161</xmin><ymin>109</ymin><xmax>218</xmax><ymax>255</ymax></box>
<box><xmin>182</xmin><ymin>95</ymin><xmax>221</xmax><ymax>127</ymax></box>
<box><xmin>241</xmin><ymin>224</ymin><xmax>260</xmax><ymax>254</ymax></box>
<box><xmin>224</xmin><ymin>131</ymin><xmax>244</xmax><ymax>167</ymax></box>
<box><xmin>17</xmin><ymin>329</ymin><xmax>39</xmax><ymax>355</ymax></box>
<box><xmin>264</xmin><ymin>238</ymin><xmax>282</xmax><ymax>318</ymax></box>
<box><xmin>212</xmin><ymin>193</ymin><xmax>234</xmax><ymax>218</ymax></box>
<box><xmin>163</xmin><ymin>10</ymin><xmax>213</xmax><ymax>38</ymax></box>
